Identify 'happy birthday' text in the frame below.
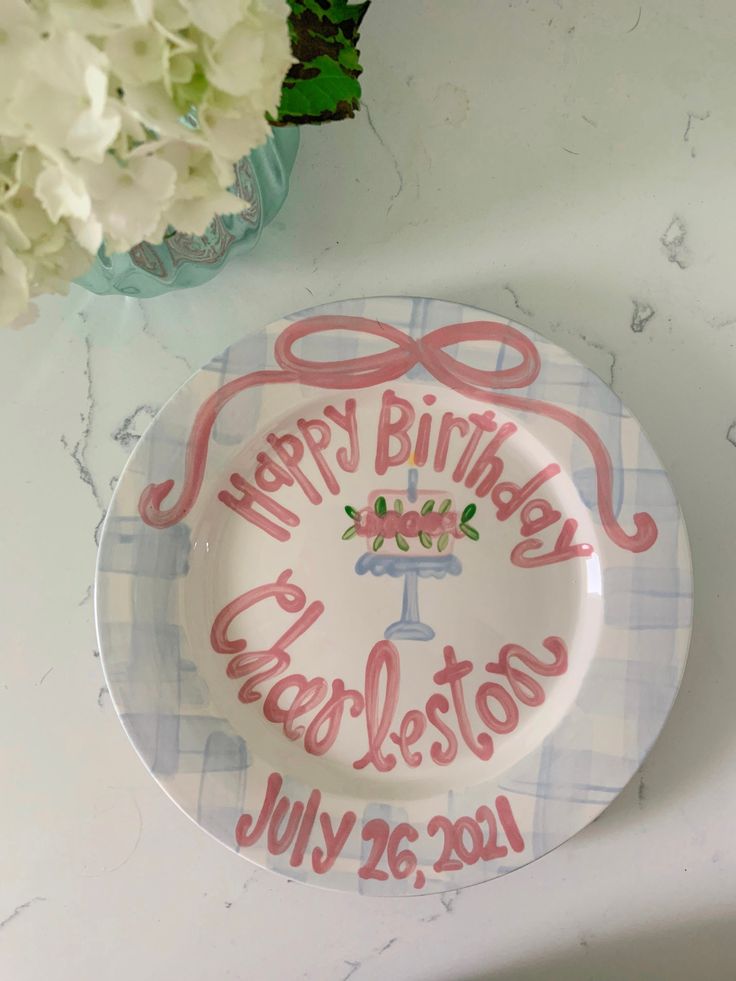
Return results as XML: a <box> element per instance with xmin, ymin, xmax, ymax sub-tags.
<box><xmin>218</xmin><ymin>388</ymin><xmax>594</xmax><ymax>568</ymax></box>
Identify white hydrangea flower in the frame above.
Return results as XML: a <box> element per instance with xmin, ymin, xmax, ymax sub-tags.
<box><xmin>35</xmin><ymin>157</ymin><xmax>92</xmax><ymax>224</ymax></box>
<box><xmin>34</xmin><ymin>154</ymin><xmax>103</xmax><ymax>251</ymax></box>
<box><xmin>0</xmin><ymin>162</ymin><xmax>18</xmax><ymax>206</ymax></box>
<box><xmin>0</xmin><ymin>242</ymin><xmax>29</xmax><ymax>325</ymax></box>
<box><xmin>0</xmin><ymin>0</ymin><xmax>42</xmax><ymax>96</ymax></box>
<box><xmin>154</xmin><ymin>141</ymin><xmax>243</xmax><ymax>235</ymax></box>
<box><xmin>123</xmin><ymin>81</ymin><xmax>204</xmax><ymax>143</ymax></box>
<box><xmin>163</xmin><ymin>51</ymin><xmax>196</xmax><ymax>96</ymax></box>
<box><xmin>203</xmin><ymin>3</ymin><xmax>292</xmax><ymax>103</ymax></box>
<box><xmin>26</xmin><ymin>231</ymin><xmax>93</xmax><ymax>294</ymax></box>
<box><xmin>198</xmin><ymin>92</ymin><xmax>272</xmax><ymax>162</ymax></box>
<box><xmin>82</xmin><ymin>153</ymin><xmax>178</xmax><ymax>253</ymax></box>
<box><xmin>8</xmin><ymin>32</ymin><xmax>121</xmax><ymax>163</ymax></box>
<box><xmin>179</xmin><ymin>0</ymin><xmax>248</xmax><ymax>40</ymax></box>
<box><xmin>0</xmin><ymin>0</ymin><xmax>294</xmax><ymax>328</ymax></box>
<box><xmin>106</xmin><ymin>25</ymin><xmax>167</xmax><ymax>86</ymax></box>
<box><xmin>48</xmin><ymin>0</ymin><xmax>154</xmax><ymax>36</ymax></box>
<box><xmin>3</xmin><ymin>186</ymin><xmax>59</xmax><ymax>249</ymax></box>
<box><xmin>153</xmin><ymin>0</ymin><xmax>192</xmax><ymax>32</ymax></box>
<box><xmin>69</xmin><ymin>213</ymin><xmax>104</xmax><ymax>254</ymax></box>
<box><xmin>202</xmin><ymin>6</ymin><xmax>294</xmax><ymax>107</ymax></box>
<box><xmin>204</xmin><ymin>22</ymin><xmax>267</xmax><ymax>98</ymax></box>
<box><xmin>0</xmin><ymin>208</ymin><xmax>31</xmax><ymax>253</ymax></box>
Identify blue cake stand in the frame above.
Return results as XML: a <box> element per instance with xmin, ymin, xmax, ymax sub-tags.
<box><xmin>354</xmin><ymin>469</ymin><xmax>462</xmax><ymax>641</ymax></box>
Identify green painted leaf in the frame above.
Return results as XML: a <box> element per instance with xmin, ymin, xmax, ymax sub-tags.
<box><xmin>372</xmin><ymin>535</ymin><xmax>384</xmax><ymax>551</ymax></box>
<box><xmin>462</xmin><ymin>503</ymin><xmax>477</xmax><ymax>522</ymax></box>
<box><xmin>460</xmin><ymin>522</ymin><xmax>479</xmax><ymax>541</ymax></box>
<box><xmin>395</xmin><ymin>533</ymin><xmax>409</xmax><ymax>552</ymax></box>
<box><xmin>342</xmin><ymin>525</ymin><xmax>357</xmax><ymax>540</ymax></box>
<box><xmin>394</xmin><ymin>499</ymin><xmax>404</xmax><ymax>513</ymax></box>
<box><xmin>437</xmin><ymin>533</ymin><xmax>450</xmax><ymax>552</ymax></box>
<box><xmin>420</xmin><ymin>499</ymin><xmax>435</xmax><ymax>515</ymax></box>
<box><xmin>419</xmin><ymin>531</ymin><xmax>432</xmax><ymax>549</ymax></box>
<box><xmin>277</xmin><ymin>1</ymin><xmax>370</xmax><ymax>125</ymax></box>
<box><xmin>374</xmin><ymin>495</ymin><xmax>387</xmax><ymax>516</ymax></box>
<box><xmin>345</xmin><ymin>504</ymin><xmax>359</xmax><ymax>519</ymax></box>
<box><xmin>438</xmin><ymin>498</ymin><xmax>452</xmax><ymax>513</ymax></box>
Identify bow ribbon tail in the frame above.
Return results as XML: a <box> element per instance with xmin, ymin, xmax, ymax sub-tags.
<box><xmin>481</xmin><ymin>392</ymin><xmax>657</xmax><ymax>553</ymax></box>
<box><xmin>139</xmin><ymin>369</ymin><xmax>297</xmax><ymax>529</ymax></box>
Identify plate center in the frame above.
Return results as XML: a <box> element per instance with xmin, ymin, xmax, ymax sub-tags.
<box><xmin>182</xmin><ymin>383</ymin><xmax>602</xmax><ymax>802</ymax></box>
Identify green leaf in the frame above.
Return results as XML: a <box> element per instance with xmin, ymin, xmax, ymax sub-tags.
<box><xmin>338</xmin><ymin>45</ymin><xmax>360</xmax><ymax>71</ymax></box>
<box><xmin>420</xmin><ymin>499</ymin><xmax>435</xmax><ymax>515</ymax></box>
<box><xmin>345</xmin><ymin>505</ymin><xmax>359</xmax><ymax>519</ymax></box>
<box><xmin>460</xmin><ymin>523</ymin><xmax>479</xmax><ymax>541</ymax></box>
<box><xmin>419</xmin><ymin>531</ymin><xmax>432</xmax><ymax>549</ymax></box>
<box><xmin>395</xmin><ymin>533</ymin><xmax>409</xmax><ymax>552</ymax></box>
<box><xmin>277</xmin><ymin>1</ymin><xmax>370</xmax><ymax>125</ymax></box>
<box><xmin>374</xmin><ymin>496</ymin><xmax>387</xmax><ymax>516</ymax></box>
<box><xmin>437</xmin><ymin>533</ymin><xmax>450</xmax><ymax>552</ymax></box>
<box><xmin>372</xmin><ymin>535</ymin><xmax>384</xmax><ymax>551</ymax></box>
<box><xmin>438</xmin><ymin>498</ymin><xmax>452</xmax><ymax>513</ymax></box>
<box><xmin>462</xmin><ymin>503</ymin><xmax>477</xmax><ymax>523</ymax></box>
<box><xmin>290</xmin><ymin>0</ymin><xmax>367</xmax><ymax>25</ymax></box>
<box><xmin>342</xmin><ymin>525</ymin><xmax>357</xmax><ymax>540</ymax></box>
<box><xmin>394</xmin><ymin>499</ymin><xmax>404</xmax><ymax>514</ymax></box>
<box><xmin>278</xmin><ymin>55</ymin><xmax>361</xmax><ymax>122</ymax></box>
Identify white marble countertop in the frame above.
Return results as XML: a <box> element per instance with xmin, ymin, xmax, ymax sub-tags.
<box><xmin>2</xmin><ymin>2</ymin><xmax>736</xmax><ymax>978</ymax></box>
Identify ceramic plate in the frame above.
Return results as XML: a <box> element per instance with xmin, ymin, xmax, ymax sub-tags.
<box><xmin>95</xmin><ymin>296</ymin><xmax>692</xmax><ymax>895</ymax></box>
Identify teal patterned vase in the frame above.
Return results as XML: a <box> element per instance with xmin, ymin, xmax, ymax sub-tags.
<box><xmin>76</xmin><ymin>126</ymin><xmax>299</xmax><ymax>298</ymax></box>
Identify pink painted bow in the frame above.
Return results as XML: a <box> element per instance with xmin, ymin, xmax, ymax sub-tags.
<box><xmin>138</xmin><ymin>315</ymin><xmax>657</xmax><ymax>553</ymax></box>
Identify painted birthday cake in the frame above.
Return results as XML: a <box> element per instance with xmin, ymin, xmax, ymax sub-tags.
<box><xmin>342</xmin><ymin>468</ymin><xmax>478</xmax><ymax>640</ymax></box>
<box><xmin>343</xmin><ymin>469</ymin><xmax>478</xmax><ymax>556</ymax></box>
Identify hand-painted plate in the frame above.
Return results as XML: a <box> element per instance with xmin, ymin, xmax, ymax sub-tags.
<box><xmin>95</xmin><ymin>297</ymin><xmax>692</xmax><ymax>895</ymax></box>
